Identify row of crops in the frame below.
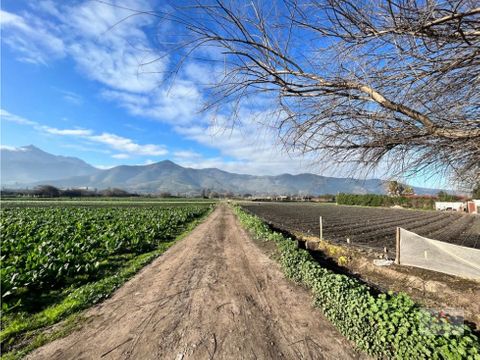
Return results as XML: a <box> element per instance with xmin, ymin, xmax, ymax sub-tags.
<box><xmin>1</xmin><ymin>205</ymin><xmax>210</xmax><ymax>304</ymax></box>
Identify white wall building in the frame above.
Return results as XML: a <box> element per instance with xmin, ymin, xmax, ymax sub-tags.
<box><xmin>435</xmin><ymin>202</ymin><xmax>465</xmax><ymax>212</ymax></box>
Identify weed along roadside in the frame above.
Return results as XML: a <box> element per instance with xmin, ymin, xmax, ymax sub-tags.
<box><xmin>0</xmin><ymin>205</ymin><xmax>214</xmax><ymax>360</ymax></box>
<box><xmin>233</xmin><ymin>205</ymin><xmax>480</xmax><ymax>359</ymax></box>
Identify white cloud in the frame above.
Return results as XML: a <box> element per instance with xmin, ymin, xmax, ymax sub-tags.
<box><xmin>171</xmin><ymin>109</ymin><xmax>330</xmax><ymax>176</ymax></box>
<box><xmin>60</xmin><ymin>143</ymin><xmax>111</xmax><ymax>154</ymax></box>
<box><xmin>0</xmin><ymin>9</ymin><xmax>65</xmax><ymax>64</ymax></box>
<box><xmin>0</xmin><ymin>9</ymin><xmax>25</xmax><ymax>26</ymax></box>
<box><xmin>183</xmin><ymin>62</ymin><xmax>218</xmax><ymax>85</ymax></box>
<box><xmin>1</xmin><ymin>108</ymin><xmax>168</xmax><ymax>157</ymax></box>
<box><xmin>176</xmin><ymin>115</ymin><xmax>274</xmax><ymax>160</ymax></box>
<box><xmin>2</xmin><ymin>1</ymin><xmax>166</xmax><ymax>89</ymax></box>
<box><xmin>173</xmin><ymin>150</ymin><xmax>202</xmax><ymax>159</ymax></box>
<box><xmin>1</xmin><ymin>109</ymin><xmax>92</xmax><ymax>139</ymax></box>
<box><xmin>64</xmin><ymin>0</ymin><xmax>167</xmax><ymax>93</ymax></box>
<box><xmin>35</xmin><ymin>0</ymin><xmax>62</xmax><ymax>18</ymax></box>
<box><xmin>1</xmin><ymin>2</ymin><xmax>209</xmax><ymax>126</ymax></box>
<box><xmin>1</xmin><ymin>108</ymin><xmax>38</xmax><ymax>126</ymax></box>
<box><xmin>124</xmin><ymin>123</ymin><xmax>146</xmax><ymax>132</ymax></box>
<box><xmin>101</xmin><ymin>79</ymin><xmax>204</xmax><ymax>125</ymax></box>
<box><xmin>112</xmin><ymin>153</ymin><xmax>130</xmax><ymax>159</ymax></box>
<box><xmin>42</xmin><ymin>126</ymin><xmax>93</xmax><ymax>136</ymax></box>
<box><xmin>0</xmin><ymin>145</ymin><xmax>27</xmax><ymax>152</ymax></box>
<box><xmin>94</xmin><ymin>164</ymin><xmax>116</xmax><ymax>170</ymax></box>
<box><xmin>89</xmin><ymin>133</ymin><xmax>167</xmax><ymax>156</ymax></box>
<box><xmin>58</xmin><ymin>90</ymin><xmax>83</xmax><ymax>105</ymax></box>
<box><xmin>69</xmin><ymin>42</ymin><xmax>165</xmax><ymax>94</ymax></box>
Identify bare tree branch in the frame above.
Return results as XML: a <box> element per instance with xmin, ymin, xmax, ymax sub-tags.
<box><xmin>118</xmin><ymin>0</ymin><xmax>480</xmax><ymax>185</ymax></box>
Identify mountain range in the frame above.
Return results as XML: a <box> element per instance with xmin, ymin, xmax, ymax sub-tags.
<box><xmin>1</xmin><ymin>145</ymin><xmax>99</xmax><ymax>184</ymax></box>
<box><xmin>1</xmin><ymin>145</ymin><xmax>441</xmax><ymax>195</ymax></box>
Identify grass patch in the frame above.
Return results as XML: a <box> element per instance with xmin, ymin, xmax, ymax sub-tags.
<box><xmin>234</xmin><ymin>205</ymin><xmax>480</xmax><ymax>360</ymax></box>
<box><xmin>1</xmin><ymin>209</ymin><xmax>212</xmax><ymax>359</ymax></box>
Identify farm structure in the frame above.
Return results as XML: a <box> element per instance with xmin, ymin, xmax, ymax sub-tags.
<box><xmin>434</xmin><ymin>199</ymin><xmax>480</xmax><ymax>214</ymax></box>
<box><xmin>241</xmin><ymin>202</ymin><xmax>480</xmax><ymax>254</ymax></box>
<box><xmin>467</xmin><ymin>200</ymin><xmax>480</xmax><ymax>214</ymax></box>
<box><xmin>435</xmin><ymin>201</ymin><xmax>465</xmax><ymax>212</ymax></box>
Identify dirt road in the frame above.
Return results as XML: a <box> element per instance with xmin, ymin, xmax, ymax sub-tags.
<box><xmin>29</xmin><ymin>205</ymin><xmax>365</xmax><ymax>360</ymax></box>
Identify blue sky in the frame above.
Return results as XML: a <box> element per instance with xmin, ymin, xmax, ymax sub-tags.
<box><xmin>0</xmin><ymin>0</ymin><xmax>447</xmax><ymax>188</ymax></box>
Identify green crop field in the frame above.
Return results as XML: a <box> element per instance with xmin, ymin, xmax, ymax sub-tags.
<box><xmin>0</xmin><ymin>201</ymin><xmax>213</xmax><ymax>357</ymax></box>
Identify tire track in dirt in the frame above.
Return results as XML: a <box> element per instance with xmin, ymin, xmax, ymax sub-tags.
<box><xmin>28</xmin><ymin>205</ymin><xmax>367</xmax><ymax>360</ymax></box>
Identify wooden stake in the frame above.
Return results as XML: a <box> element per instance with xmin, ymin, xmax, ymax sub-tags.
<box><xmin>319</xmin><ymin>216</ymin><xmax>323</xmax><ymax>241</ymax></box>
<box><xmin>395</xmin><ymin>227</ymin><xmax>401</xmax><ymax>264</ymax></box>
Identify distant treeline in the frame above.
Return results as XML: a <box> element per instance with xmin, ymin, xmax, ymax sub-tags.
<box><xmin>336</xmin><ymin>193</ymin><xmax>463</xmax><ymax>209</ymax></box>
<box><xmin>1</xmin><ymin>185</ymin><xmax>139</xmax><ymax>198</ymax></box>
<box><xmin>1</xmin><ymin>186</ymin><xmax>464</xmax><ymax>207</ymax></box>
<box><xmin>1</xmin><ymin>185</ymin><xmax>239</xmax><ymax>199</ymax></box>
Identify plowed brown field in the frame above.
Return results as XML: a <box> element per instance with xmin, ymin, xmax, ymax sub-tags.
<box><xmin>242</xmin><ymin>203</ymin><xmax>480</xmax><ymax>252</ymax></box>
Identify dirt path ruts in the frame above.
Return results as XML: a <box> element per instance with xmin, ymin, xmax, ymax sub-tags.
<box><xmin>29</xmin><ymin>205</ymin><xmax>366</xmax><ymax>360</ymax></box>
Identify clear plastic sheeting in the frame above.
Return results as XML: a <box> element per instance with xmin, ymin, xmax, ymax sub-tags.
<box><xmin>396</xmin><ymin>228</ymin><xmax>480</xmax><ymax>280</ymax></box>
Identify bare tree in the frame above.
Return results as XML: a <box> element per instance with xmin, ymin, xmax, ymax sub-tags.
<box><xmin>33</xmin><ymin>185</ymin><xmax>61</xmax><ymax>197</ymax></box>
<box><xmin>472</xmin><ymin>182</ymin><xmax>480</xmax><ymax>198</ymax></box>
<box><xmin>111</xmin><ymin>0</ymin><xmax>480</xmax><ymax>185</ymax></box>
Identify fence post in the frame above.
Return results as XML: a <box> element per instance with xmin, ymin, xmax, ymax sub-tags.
<box><xmin>319</xmin><ymin>216</ymin><xmax>323</xmax><ymax>241</ymax></box>
<box><xmin>395</xmin><ymin>227</ymin><xmax>401</xmax><ymax>265</ymax></box>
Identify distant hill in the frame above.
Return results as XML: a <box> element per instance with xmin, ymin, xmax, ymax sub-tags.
<box><xmin>1</xmin><ymin>145</ymin><xmax>441</xmax><ymax>195</ymax></box>
<box><xmin>1</xmin><ymin>145</ymin><xmax>99</xmax><ymax>185</ymax></box>
<box><xmin>40</xmin><ymin>161</ymin><xmax>390</xmax><ymax>195</ymax></box>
